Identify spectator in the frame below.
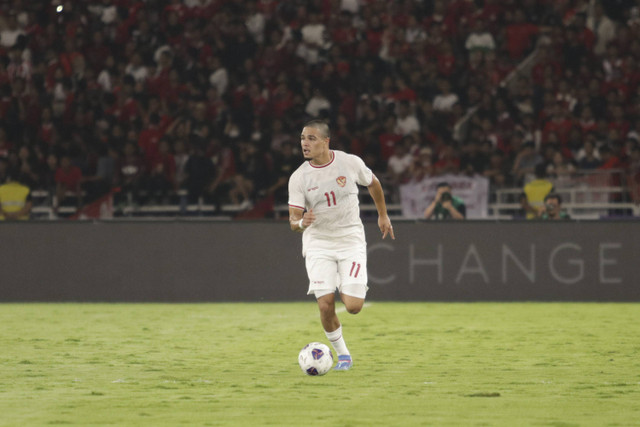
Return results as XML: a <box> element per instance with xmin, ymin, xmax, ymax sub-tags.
<box><xmin>207</xmin><ymin>137</ymin><xmax>236</xmax><ymax>209</ymax></box>
<box><xmin>521</xmin><ymin>163</ymin><xmax>554</xmax><ymax>219</ymax></box>
<box><xmin>208</xmin><ymin>56</ymin><xmax>228</xmax><ymax>96</ymax></box>
<box><xmin>483</xmin><ymin>150</ymin><xmax>510</xmax><ymax>189</ymax></box>
<box><xmin>54</xmin><ymin>155</ymin><xmax>83</xmax><ymax>211</ymax></box>
<box><xmin>423</xmin><ymin>182</ymin><xmax>466</xmax><ymax>220</ymax></box>
<box><xmin>0</xmin><ymin>0</ymin><xmax>636</xmax><ymax>218</ymax></box>
<box><xmin>512</xmin><ymin>142</ymin><xmax>544</xmax><ymax>185</ymax></box>
<box><xmin>16</xmin><ymin>146</ymin><xmax>39</xmax><ymax>189</ymax></box>
<box><xmin>598</xmin><ymin>145</ymin><xmax>622</xmax><ymax>170</ymax></box>
<box><xmin>116</xmin><ymin>142</ymin><xmax>145</xmax><ymax>206</ymax></box>
<box><xmin>146</xmin><ymin>139</ymin><xmax>176</xmax><ymax>205</ymax></box>
<box><xmin>228</xmin><ymin>141</ymin><xmax>267</xmax><ymax>209</ymax></box>
<box><xmin>432</xmin><ymin>79</ymin><xmax>459</xmax><ymax>113</ymax></box>
<box><xmin>125</xmin><ymin>52</ymin><xmax>149</xmax><ymax>84</ymax></box>
<box><xmin>0</xmin><ymin>12</ymin><xmax>25</xmax><ymax>49</ymax></box>
<box><xmin>298</xmin><ymin>11</ymin><xmax>329</xmax><ymax>65</ymax></box>
<box><xmin>387</xmin><ymin>141</ymin><xmax>413</xmax><ymax>186</ymax></box>
<box><xmin>268</xmin><ymin>119</ymin><xmax>293</xmax><ymax>152</ymax></box>
<box><xmin>173</xmin><ymin>139</ymin><xmax>190</xmax><ymax>191</ymax></box>
<box><xmin>83</xmin><ymin>145</ymin><xmax>117</xmax><ymax>204</ymax></box>
<box><xmin>408</xmin><ymin>147</ymin><xmax>433</xmax><ymax>182</ymax></box>
<box><xmin>305</xmin><ymin>88</ymin><xmax>331</xmax><ymax>119</ymax></box>
<box><xmin>0</xmin><ymin>172</ymin><xmax>32</xmax><ymax>220</ymax></box>
<box><xmin>378</xmin><ymin>115</ymin><xmax>402</xmax><ymax>162</ymax></box>
<box><xmin>576</xmin><ymin>138</ymin><xmax>601</xmax><ymax>169</ymax></box>
<box><xmin>6</xmin><ymin>46</ymin><xmax>31</xmax><ymax>83</ymax></box>
<box><xmin>39</xmin><ymin>153</ymin><xmax>58</xmax><ymax>193</ymax></box>
<box><xmin>405</xmin><ymin>15</ymin><xmax>426</xmax><ymax>44</ymax></box>
<box><xmin>245</xmin><ymin>0</ymin><xmax>266</xmax><ymax>44</ymax></box>
<box><xmin>538</xmin><ymin>192</ymin><xmax>571</xmax><ymax>220</ymax></box>
<box><xmin>97</xmin><ymin>55</ymin><xmax>117</xmax><ymax>93</ymax></box>
<box><xmin>138</xmin><ymin>114</ymin><xmax>164</xmax><ymax>164</ymax></box>
<box><xmin>546</xmin><ymin>149</ymin><xmax>576</xmax><ymax>181</ymax></box>
<box><xmin>433</xmin><ymin>145</ymin><xmax>461</xmax><ymax>175</ymax></box>
<box><xmin>465</xmin><ymin>19</ymin><xmax>495</xmax><ymax>63</ymax></box>
<box><xmin>460</xmin><ymin>140</ymin><xmax>488</xmax><ymax>176</ymax></box>
<box><xmin>184</xmin><ymin>142</ymin><xmax>215</xmax><ymax>205</ymax></box>
<box><xmin>588</xmin><ymin>2</ymin><xmax>617</xmax><ymax>56</ymax></box>
<box><xmin>505</xmin><ymin>8</ymin><xmax>539</xmax><ymax>60</ymax></box>
<box><xmin>268</xmin><ymin>141</ymin><xmax>298</xmax><ymax>205</ymax></box>
<box><xmin>394</xmin><ymin>100</ymin><xmax>420</xmax><ymax>136</ymax></box>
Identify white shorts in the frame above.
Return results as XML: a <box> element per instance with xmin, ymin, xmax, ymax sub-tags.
<box><xmin>305</xmin><ymin>245</ymin><xmax>368</xmax><ymax>299</ymax></box>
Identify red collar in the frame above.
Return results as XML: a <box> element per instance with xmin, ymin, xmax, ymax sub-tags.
<box><xmin>309</xmin><ymin>151</ymin><xmax>335</xmax><ymax>168</ymax></box>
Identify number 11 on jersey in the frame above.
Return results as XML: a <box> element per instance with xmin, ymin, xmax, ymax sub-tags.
<box><xmin>324</xmin><ymin>191</ymin><xmax>336</xmax><ymax>206</ymax></box>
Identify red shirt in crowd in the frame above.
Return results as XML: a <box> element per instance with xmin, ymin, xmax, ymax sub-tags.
<box><xmin>55</xmin><ymin>165</ymin><xmax>82</xmax><ymax>190</ymax></box>
<box><xmin>543</xmin><ymin>117</ymin><xmax>573</xmax><ymax>145</ymax></box>
<box><xmin>506</xmin><ymin>22</ymin><xmax>538</xmax><ymax>59</ymax></box>
<box><xmin>138</xmin><ymin>126</ymin><xmax>164</xmax><ymax>162</ymax></box>
<box><xmin>379</xmin><ymin>132</ymin><xmax>403</xmax><ymax>162</ymax></box>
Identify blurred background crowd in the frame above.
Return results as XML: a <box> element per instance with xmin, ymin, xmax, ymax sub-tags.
<box><xmin>0</xmin><ymin>0</ymin><xmax>639</xmax><ymax>216</ymax></box>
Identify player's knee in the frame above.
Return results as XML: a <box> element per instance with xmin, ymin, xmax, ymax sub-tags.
<box><xmin>317</xmin><ymin>298</ymin><xmax>334</xmax><ymax>315</ymax></box>
<box><xmin>345</xmin><ymin>301</ymin><xmax>363</xmax><ymax>314</ymax></box>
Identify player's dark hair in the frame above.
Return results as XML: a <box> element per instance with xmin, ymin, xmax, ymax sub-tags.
<box><xmin>436</xmin><ymin>182</ymin><xmax>451</xmax><ymax>189</ymax></box>
<box><xmin>303</xmin><ymin>120</ymin><xmax>330</xmax><ymax>139</ymax></box>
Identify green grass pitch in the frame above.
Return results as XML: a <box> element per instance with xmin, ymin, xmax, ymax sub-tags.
<box><xmin>1</xmin><ymin>303</ymin><xmax>639</xmax><ymax>426</ymax></box>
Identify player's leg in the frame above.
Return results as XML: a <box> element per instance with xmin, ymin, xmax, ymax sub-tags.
<box><xmin>327</xmin><ymin>247</ymin><xmax>368</xmax><ymax>370</ymax></box>
<box><xmin>337</xmin><ymin>245</ymin><xmax>368</xmax><ymax>315</ymax></box>
<box><xmin>340</xmin><ymin>293</ymin><xmax>364</xmax><ymax>314</ymax></box>
<box><xmin>305</xmin><ymin>252</ymin><xmax>351</xmax><ymax>363</ymax></box>
<box><xmin>315</xmin><ymin>291</ymin><xmax>351</xmax><ymax>365</ymax></box>
<box><xmin>316</xmin><ymin>292</ymin><xmax>340</xmax><ymax>332</ymax></box>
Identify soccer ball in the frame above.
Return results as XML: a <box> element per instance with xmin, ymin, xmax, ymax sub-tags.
<box><xmin>298</xmin><ymin>342</ymin><xmax>333</xmax><ymax>376</ymax></box>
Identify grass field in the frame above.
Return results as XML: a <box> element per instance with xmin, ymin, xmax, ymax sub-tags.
<box><xmin>1</xmin><ymin>303</ymin><xmax>639</xmax><ymax>426</ymax></box>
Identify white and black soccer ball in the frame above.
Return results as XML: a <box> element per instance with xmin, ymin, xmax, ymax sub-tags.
<box><xmin>298</xmin><ymin>342</ymin><xmax>333</xmax><ymax>376</ymax></box>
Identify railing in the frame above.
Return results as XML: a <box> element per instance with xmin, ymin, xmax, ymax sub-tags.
<box><xmin>26</xmin><ymin>168</ymin><xmax>639</xmax><ymax>220</ymax></box>
<box><xmin>490</xmin><ymin>169</ymin><xmax>640</xmax><ymax>219</ymax></box>
<box><xmin>30</xmin><ymin>189</ymin><xmax>255</xmax><ymax>220</ymax></box>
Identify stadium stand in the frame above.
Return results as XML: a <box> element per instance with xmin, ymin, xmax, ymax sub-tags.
<box><xmin>0</xmin><ymin>0</ymin><xmax>639</xmax><ymax>220</ymax></box>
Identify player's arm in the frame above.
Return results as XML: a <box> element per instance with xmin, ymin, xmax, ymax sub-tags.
<box><xmin>367</xmin><ymin>174</ymin><xmax>395</xmax><ymax>240</ymax></box>
<box><xmin>289</xmin><ymin>207</ymin><xmax>315</xmax><ymax>232</ymax></box>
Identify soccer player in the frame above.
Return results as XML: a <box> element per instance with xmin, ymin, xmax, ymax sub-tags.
<box><xmin>288</xmin><ymin>120</ymin><xmax>395</xmax><ymax>371</ymax></box>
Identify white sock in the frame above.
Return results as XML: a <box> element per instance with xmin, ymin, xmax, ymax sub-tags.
<box><xmin>325</xmin><ymin>325</ymin><xmax>350</xmax><ymax>356</ymax></box>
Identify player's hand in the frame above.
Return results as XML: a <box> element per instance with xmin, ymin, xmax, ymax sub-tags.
<box><xmin>302</xmin><ymin>208</ymin><xmax>316</xmax><ymax>228</ymax></box>
<box><xmin>379</xmin><ymin>215</ymin><xmax>395</xmax><ymax>240</ymax></box>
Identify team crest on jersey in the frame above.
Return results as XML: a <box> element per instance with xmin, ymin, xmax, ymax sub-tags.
<box><xmin>336</xmin><ymin>176</ymin><xmax>347</xmax><ymax>187</ymax></box>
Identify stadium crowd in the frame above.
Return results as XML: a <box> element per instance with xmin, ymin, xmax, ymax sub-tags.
<box><xmin>0</xmin><ymin>0</ymin><xmax>639</xmax><ymax>215</ymax></box>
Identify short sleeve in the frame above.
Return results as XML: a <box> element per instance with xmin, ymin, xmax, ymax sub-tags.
<box><xmin>350</xmin><ymin>154</ymin><xmax>373</xmax><ymax>186</ymax></box>
<box><xmin>288</xmin><ymin>171</ymin><xmax>306</xmax><ymax>210</ymax></box>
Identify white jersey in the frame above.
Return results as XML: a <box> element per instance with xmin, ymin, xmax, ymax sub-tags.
<box><xmin>288</xmin><ymin>150</ymin><xmax>373</xmax><ymax>255</ymax></box>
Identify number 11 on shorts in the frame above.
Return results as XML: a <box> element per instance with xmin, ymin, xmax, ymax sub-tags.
<box><xmin>349</xmin><ymin>262</ymin><xmax>361</xmax><ymax>278</ymax></box>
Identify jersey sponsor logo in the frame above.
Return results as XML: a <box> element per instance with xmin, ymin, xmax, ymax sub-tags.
<box><xmin>307</xmin><ymin>186</ymin><xmax>319</xmax><ymax>192</ymax></box>
<box><xmin>336</xmin><ymin>176</ymin><xmax>347</xmax><ymax>187</ymax></box>
<box><xmin>312</xmin><ymin>280</ymin><xmax>325</xmax><ymax>284</ymax></box>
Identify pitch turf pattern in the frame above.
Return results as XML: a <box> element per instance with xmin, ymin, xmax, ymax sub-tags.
<box><xmin>1</xmin><ymin>303</ymin><xmax>640</xmax><ymax>426</ymax></box>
